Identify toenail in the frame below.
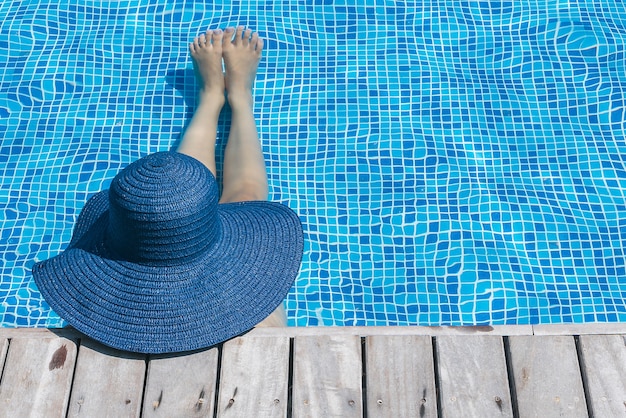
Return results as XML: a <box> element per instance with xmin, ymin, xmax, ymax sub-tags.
<box><xmin>215</xmin><ymin>29</ymin><xmax>222</xmax><ymax>34</ymax></box>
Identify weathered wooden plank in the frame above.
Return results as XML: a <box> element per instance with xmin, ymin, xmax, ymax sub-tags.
<box><xmin>533</xmin><ymin>323</ymin><xmax>626</xmax><ymax>336</ymax></box>
<box><xmin>437</xmin><ymin>335</ymin><xmax>513</xmax><ymax>417</ymax></box>
<box><xmin>365</xmin><ymin>335</ymin><xmax>437</xmax><ymax>417</ymax></box>
<box><xmin>248</xmin><ymin>325</ymin><xmax>535</xmax><ymax>337</ymax></box>
<box><xmin>143</xmin><ymin>347</ymin><xmax>219</xmax><ymax>417</ymax></box>
<box><xmin>216</xmin><ymin>336</ymin><xmax>290</xmax><ymax>417</ymax></box>
<box><xmin>66</xmin><ymin>338</ymin><xmax>146</xmax><ymax>417</ymax></box>
<box><xmin>292</xmin><ymin>335</ymin><xmax>362</xmax><ymax>417</ymax></box>
<box><xmin>508</xmin><ymin>335</ymin><xmax>587</xmax><ymax>417</ymax></box>
<box><xmin>578</xmin><ymin>334</ymin><xmax>626</xmax><ymax>417</ymax></box>
<box><xmin>0</xmin><ymin>324</ymin><xmax>538</xmax><ymax>340</ymax></box>
<box><xmin>0</xmin><ymin>327</ymin><xmax>82</xmax><ymax>339</ymax></box>
<box><xmin>0</xmin><ymin>337</ymin><xmax>77</xmax><ymax>417</ymax></box>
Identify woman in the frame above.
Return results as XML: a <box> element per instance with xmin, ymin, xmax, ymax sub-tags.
<box><xmin>32</xmin><ymin>27</ymin><xmax>303</xmax><ymax>354</ymax></box>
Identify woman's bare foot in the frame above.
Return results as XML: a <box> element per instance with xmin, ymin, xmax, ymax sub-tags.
<box><xmin>189</xmin><ymin>29</ymin><xmax>226</xmax><ymax>109</ymax></box>
<box><xmin>222</xmin><ymin>26</ymin><xmax>264</xmax><ymax>109</ymax></box>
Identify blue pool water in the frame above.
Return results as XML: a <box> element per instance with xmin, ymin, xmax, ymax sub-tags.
<box><xmin>1</xmin><ymin>1</ymin><xmax>625</xmax><ymax>327</ymax></box>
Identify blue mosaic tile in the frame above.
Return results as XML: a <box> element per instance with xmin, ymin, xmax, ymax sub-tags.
<box><xmin>1</xmin><ymin>0</ymin><xmax>626</xmax><ymax>328</ymax></box>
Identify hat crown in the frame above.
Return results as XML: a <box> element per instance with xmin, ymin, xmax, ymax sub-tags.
<box><xmin>106</xmin><ymin>152</ymin><xmax>220</xmax><ymax>265</ymax></box>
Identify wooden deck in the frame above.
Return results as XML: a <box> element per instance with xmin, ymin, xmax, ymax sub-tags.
<box><xmin>0</xmin><ymin>325</ymin><xmax>625</xmax><ymax>417</ymax></box>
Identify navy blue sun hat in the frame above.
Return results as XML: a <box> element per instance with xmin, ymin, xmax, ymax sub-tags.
<box><xmin>32</xmin><ymin>151</ymin><xmax>303</xmax><ymax>354</ymax></box>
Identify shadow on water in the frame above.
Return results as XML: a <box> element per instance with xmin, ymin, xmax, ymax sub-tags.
<box><xmin>164</xmin><ymin>68</ymin><xmax>196</xmax><ymax>152</ymax></box>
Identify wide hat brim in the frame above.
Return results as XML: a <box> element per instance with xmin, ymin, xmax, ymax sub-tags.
<box><xmin>33</xmin><ymin>191</ymin><xmax>304</xmax><ymax>354</ymax></box>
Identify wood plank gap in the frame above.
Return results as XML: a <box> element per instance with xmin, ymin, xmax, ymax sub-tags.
<box><xmin>140</xmin><ymin>354</ymin><xmax>151</xmax><ymax>417</ymax></box>
<box><xmin>287</xmin><ymin>338</ymin><xmax>294</xmax><ymax>418</ymax></box>
<box><xmin>360</xmin><ymin>337</ymin><xmax>368</xmax><ymax>418</ymax></box>
<box><xmin>573</xmin><ymin>335</ymin><xmax>594</xmax><ymax>418</ymax></box>
<box><xmin>431</xmin><ymin>336</ymin><xmax>443</xmax><ymax>418</ymax></box>
<box><xmin>503</xmin><ymin>336</ymin><xmax>520</xmax><ymax>418</ymax></box>
<box><xmin>0</xmin><ymin>339</ymin><xmax>9</xmax><ymax>387</ymax></box>
<box><xmin>212</xmin><ymin>344</ymin><xmax>224</xmax><ymax>418</ymax></box>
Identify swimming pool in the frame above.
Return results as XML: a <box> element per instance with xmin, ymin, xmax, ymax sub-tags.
<box><xmin>1</xmin><ymin>0</ymin><xmax>625</xmax><ymax>327</ymax></box>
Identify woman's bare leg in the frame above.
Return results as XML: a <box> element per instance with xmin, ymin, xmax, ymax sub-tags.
<box><xmin>221</xmin><ymin>27</ymin><xmax>285</xmax><ymax>326</ymax></box>
<box><xmin>220</xmin><ymin>26</ymin><xmax>268</xmax><ymax>203</ymax></box>
<box><xmin>177</xmin><ymin>29</ymin><xmax>226</xmax><ymax>175</ymax></box>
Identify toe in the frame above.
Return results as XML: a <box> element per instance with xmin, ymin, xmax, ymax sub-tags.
<box><xmin>256</xmin><ymin>36</ymin><xmax>264</xmax><ymax>54</ymax></box>
<box><xmin>234</xmin><ymin>26</ymin><xmax>245</xmax><ymax>45</ymax></box>
<box><xmin>198</xmin><ymin>34</ymin><xmax>207</xmax><ymax>48</ymax></box>
<box><xmin>243</xmin><ymin>28</ymin><xmax>252</xmax><ymax>46</ymax></box>
<box><xmin>205</xmin><ymin>29</ymin><xmax>214</xmax><ymax>44</ymax></box>
<box><xmin>250</xmin><ymin>32</ymin><xmax>258</xmax><ymax>46</ymax></box>
<box><xmin>250</xmin><ymin>32</ymin><xmax>260</xmax><ymax>50</ymax></box>
<box><xmin>223</xmin><ymin>27</ymin><xmax>235</xmax><ymax>46</ymax></box>
<box><xmin>212</xmin><ymin>28</ymin><xmax>223</xmax><ymax>47</ymax></box>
